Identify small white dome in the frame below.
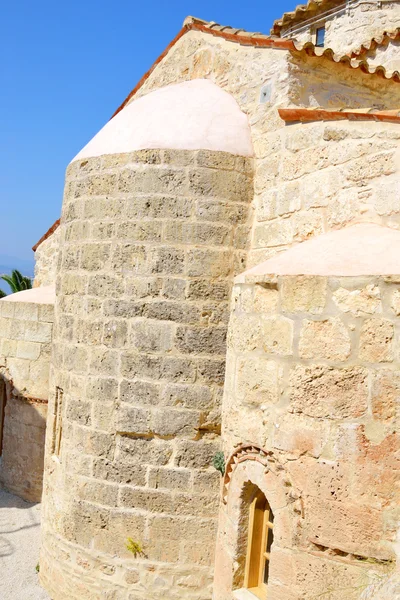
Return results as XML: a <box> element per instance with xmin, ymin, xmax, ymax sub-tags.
<box><xmin>0</xmin><ymin>285</ymin><xmax>55</xmax><ymax>304</ymax></box>
<box><xmin>72</xmin><ymin>80</ymin><xmax>253</xmax><ymax>162</ymax></box>
<box><xmin>238</xmin><ymin>223</ymin><xmax>400</xmax><ymax>278</ymax></box>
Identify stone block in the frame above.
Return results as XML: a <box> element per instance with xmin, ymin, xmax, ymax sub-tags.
<box><xmin>188</xmin><ymin>168</ymin><xmax>251</xmax><ymax>203</ymax></box>
<box><xmin>333</xmin><ymin>285</ymin><xmax>382</xmax><ymax>316</ymax></box>
<box><xmin>175</xmin><ymin>326</ymin><xmax>227</xmax><ymax>355</ymax></box>
<box><xmin>304</xmin><ymin>496</ymin><xmax>388</xmax><ymax>559</ymax></box>
<box><xmin>143</xmin><ymin>300</ymin><xmax>200</xmax><ymax>324</ymax></box>
<box><xmin>359</xmin><ymin>318</ymin><xmax>394</xmax><ymax>363</ymax></box>
<box><xmin>346</xmin><ymin>151</ymin><xmax>396</xmax><ymax>183</ymax></box>
<box><xmin>16</xmin><ymin>340</ymin><xmax>41</xmax><ymax>360</ymax></box>
<box><xmin>163</xmin><ymin>222</ymin><xmax>231</xmax><ymax>247</ymax></box>
<box><xmin>281</xmin><ymin>276</ymin><xmax>327</xmax><ymax>314</ymax></box>
<box><xmin>162</xmin><ymin>278</ymin><xmax>187</xmax><ymax>300</ymax></box>
<box><xmin>292</xmin><ymin>209</ymin><xmax>324</xmax><ymax>242</ymax></box>
<box><xmin>152</xmin><ymin>408</ymin><xmax>201</xmax><ymax>438</ymax></box>
<box><xmin>86</xmin><ymin>377</ymin><xmax>119</xmax><ymax>402</ymax></box>
<box><xmin>148</xmin><ymin>467</ymin><xmax>191</xmax><ymax>491</ymax></box>
<box><xmin>273</xmin><ymin>413</ymin><xmax>330</xmax><ymax>459</ymax></box>
<box><xmin>77</xmin><ymin>479</ymin><xmax>119</xmax><ymax>507</ymax></box>
<box><xmin>117</xmin><ymin>436</ymin><xmax>173</xmax><ymax>466</ymax></box>
<box><xmin>290</xmin><ymin>365</ymin><xmax>368</xmax><ymax>419</ymax></box>
<box><xmin>13</xmin><ymin>302</ymin><xmax>39</xmax><ymax>321</ymax></box>
<box><xmin>120</xmin><ymin>380</ymin><xmax>161</xmax><ymax>406</ymax></box>
<box><xmin>186</xmin><ymin>279</ymin><xmax>230</xmax><ymax>302</ymax></box>
<box><xmin>196</xmin><ymin>358</ymin><xmax>226</xmax><ymax>385</ymax></box>
<box><xmin>149</xmin><ymin>246</ymin><xmax>185</xmax><ymax>275</ymax></box>
<box><xmin>236</xmin><ymin>357</ymin><xmax>280</xmax><ymax>406</ymax></box>
<box><xmin>262</xmin><ymin>316</ymin><xmax>294</xmax><ymax>356</ymax></box>
<box><xmin>116</xmin><ymin>404</ymin><xmax>151</xmax><ymax>435</ymax></box>
<box><xmin>299</xmin><ymin>318</ymin><xmax>351</xmax><ymax>361</ymax></box>
<box><xmin>102</xmin><ymin>320</ymin><xmax>128</xmax><ymax>348</ymax></box>
<box><xmin>253</xmin><ymin>220</ymin><xmax>293</xmax><ymax>249</ymax></box>
<box><xmin>195</xmin><ymin>199</ymin><xmax>249</xmax><ymax>225</ymax></box>
<box><xmin>174</xmin><ymin>440</ymin><xmax>220</xmax><ymax>469</ymax></box>
<box><xmin>186</xmin><ymin>248</ymin><xmax>232</xmax><ymax>278</ymax></box>
<box><xmin>119</xmin><ymin>487</ymin><xmax>175</xmax><ymax>513</ymax></box>
<box><xmin>89</xmin><ymin>348</ymin><xmax>119</xmax><ymax>377</ymax></box>
<box><xmin>92</xmin><ymin>458</ymin><xmax>146</xmax><ymax>486</ymax></box>
<box><xmin>80</xmin><ymin>243</ymin><xmax>110</xmax><ymax>271</ymax></box>
<box><xmin>162</xmin><ymin>383</ymin><xmax>213</xmax><ymax>411</ymax></box>
<box><xmin>116</xmin><ymin>221</ymin><xmax>162</xmax><ymax>242</ymax></box>
<box><xmin>370</xmin><ymin>370</ymin><xmax>400</xmax><ymax>421</ymax></box>
<box><xmin>129</xmin><ymin>320</ymin><xmax>175</xmax><ymax>353</ymax></box>
<box><xmin>126</xmin><ymin>196</ymin><xmax>192</xmax><ymax>220</ymax></box>
<box><xmin>161</xmin><ymin>356</ymin><xmax>197</xmax><ymax>383</ymax></box>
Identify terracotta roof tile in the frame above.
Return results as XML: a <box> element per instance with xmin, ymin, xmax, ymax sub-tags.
<box><xmin>32</xmin><ymin>219</ymin><xmax>60</xmax><ymax>252</ymax></box>
<box><xmin>293</xmin><ymin>40</ymin><xmax>400</xmax><ymax>81</ymax></box>
<box><xmin>351</xmin><ymin>27</ymin><xmax>400</xmax><ymax>58</ymax></box>
<box><xmin>271</xmin><ymin>0</ymin><xmax>342</xmax><ymax>36</ymax></box>
<box><xmin>279</xmin><ymin>107</ymin><xmax>400</xmax><ymax>124</ymax></box>
<box><xmin>113</xmin><ymin>16</ymin><xmax>400</xmax><ymax>118</ymax></box>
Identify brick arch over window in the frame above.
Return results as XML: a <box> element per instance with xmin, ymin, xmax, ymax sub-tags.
<box><xmin>214</xmin><ymin>444</ymin><xmax>303</xmax><ymax>599</ymax></box>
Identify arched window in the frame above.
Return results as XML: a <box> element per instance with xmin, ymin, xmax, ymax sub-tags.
<box><xmin>244</xmin><ymin>491</ymin><xmax>274</xmax><ymax>599</ymax></box>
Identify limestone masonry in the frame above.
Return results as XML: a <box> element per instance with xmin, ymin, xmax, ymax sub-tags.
<box><xmin>1</xmin><ymin>2</ymin><xmax>400</xmax><ymax>599</ymax></box>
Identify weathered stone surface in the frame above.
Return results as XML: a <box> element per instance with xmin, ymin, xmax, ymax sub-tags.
<box><xmin>359</xmin><ymin>319</ymin><xmax>394</xmax><ymax>363</ymax></box>
<box><xmin>299</xmin><ymin>318</ymin><xmax>351</xmax><ymax>361</ymax></box>
<box><xmin>333</xmin><ymin>285</ymin><xmax>382</xmax><ymax>316</ymax></box>
<box><xmin>290</xmin><ymin>365</ymin><xmax>368</xmax><ymax>419</ymax></box>
<box><xmin>281</xmin><ymin>276</ymin><xmax>327</xmax><ymax>314</ymax></box>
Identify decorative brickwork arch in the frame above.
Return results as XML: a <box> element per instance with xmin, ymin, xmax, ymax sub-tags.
<box><xmin>214</xmin><ymin>443</ymin><xmax>304</xmax><ymax>598</ymax></box>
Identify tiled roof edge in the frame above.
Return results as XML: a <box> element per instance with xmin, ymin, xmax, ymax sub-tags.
<box><xmin>32</xmin><ymin>219</ymin><xmax>60</xmax><ymax>252</ymax></box>
<box><xmin>293</xmin><ymin>40</ymin><xmax>400</xmax><ymax>81</ymax></box>
<box><xmin>111</xmin><ymin>18</ymin><xmax>292</xmax><ymax>118</ymax></box>
<box><xmin>271</xmin><ymin>0</ymin><xmax>340</xmax><ymax>36</ymax></box>
<box><xmin>279</xmin><ymin>107</ymin><xmax>400</xmax><ymax>124</ymax></box>
<box><xmin>351</xmin><ymin>27</ymin><xmax>400</xmax><ymax>57</ymax></box>
<box><xmin>111</xmin><ymin>17</ymin><xmax>400</xmax><ymax>119</ymax></box>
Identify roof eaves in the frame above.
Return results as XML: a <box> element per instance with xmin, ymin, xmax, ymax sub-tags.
<box><xmin>293</xmin><ymin>40</ymin><xmax>400</xmax><ymax>82</ymax></box>
<box><xmin>271</xmin><ymin>0</ymin><xmax>341</xmax><ymax>36</ymax></box>
<box><xmin>279</xmin><ymin>107</ymin><xmax>400</xmax><ymax>124</ymax></box>
<box><xmin>32</xmin><ymin>219</ymin><xmax>60</xmax><ymax>252</ymax></box>
<box><xmin>351</xmin><ymin>27</ymin><xmax>400</xmax><ymax>58</ymax></box>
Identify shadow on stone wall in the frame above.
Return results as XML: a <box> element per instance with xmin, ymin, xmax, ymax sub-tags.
<box><xmin>0</xmin><ymin>374</ymin><xmax>47</xmax><ymax>503</ymax></box>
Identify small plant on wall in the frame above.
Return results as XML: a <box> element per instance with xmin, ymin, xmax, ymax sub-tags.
<box><xmin>126</xmin><ymin>538</ymin><xmax>144</xmax><ymax>558</ymax></box>
<box><xmin>213</xmin><ymin>451</ymin><xmax>225</xmax><ymax>475</ymax></box>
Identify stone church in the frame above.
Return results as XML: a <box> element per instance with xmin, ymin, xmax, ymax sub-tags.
<box><xmin>1</xmin><ymin>1</ymin><xmax>400</xmax><ymax>598</ymax></box>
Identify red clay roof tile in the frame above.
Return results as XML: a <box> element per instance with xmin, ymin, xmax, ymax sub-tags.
<box><xmin>279</xmin><ymin>107</ymin><xmax>400</xmax><ymax>124</ymax></box>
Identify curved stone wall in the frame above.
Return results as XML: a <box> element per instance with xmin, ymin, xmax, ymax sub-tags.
<box><xmin>215</xmin><ymin>228</ymin><xmax>400</xmax><ymax>599</ymax></box>
<box><xmin>0</xmin><ymin>289</ymin><xmax>54</xmax><ymax>501</ymax></box>
<box><xmin>40</xmin><ymin>148</ymin><xmax>253</xmax><ymax>599</ymax></box>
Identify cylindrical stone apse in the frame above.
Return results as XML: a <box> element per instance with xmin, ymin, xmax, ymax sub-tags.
<box><xmin>40</xmin><ymin>80</ymin><xmax>253</xmax><ymax>599</ymax></box>
<box><xmin>214</xmin><ymin>223</ymin><xmax>400</xmax><ymax>600</ymax></box>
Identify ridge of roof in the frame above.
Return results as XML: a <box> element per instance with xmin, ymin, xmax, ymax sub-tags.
<box><xmin>351</xmin><ymin>27</ymin><xmax>400</xmax><ymax>58</ymax></box>
<box><xmin>112</xmin><ymin>16</ymin><xmax>400</xmax><ymax>119</ymax></box>
<box><xmin>32</xmin><ymin>219</ymin><xmax>60</xmax><ymax>252</ymax></box>
<box><xmin>271</xmin><ymin>0</ymin><xmax>342</xmax><ymax>36</ymax></box>
<box><xmin>279</xmin><ymin>107</ymin><xmax>400</xmax><ymax>124</ymax></box>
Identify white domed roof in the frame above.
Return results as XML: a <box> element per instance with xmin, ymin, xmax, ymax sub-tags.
<box><xmin>0</xmin><ymin>285</ymin><xmax>55</xmax><ymax>305</ymax></box>
<box><xmin>72</xmin><ymin>80</ymin><xmax>253</xmax><ymax>162</ymax></box>
<box><xmin>238</xmin><ymin>224</ymin><xmax>400</xmax><ymax>279</ymax></box>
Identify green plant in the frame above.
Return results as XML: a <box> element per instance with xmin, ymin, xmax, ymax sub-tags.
<box><xmin>0</xmin><ymin>269</ymin><xmax>32</xmax><ymax>296</ymax></box>
<box><xmin>35</xmin><ymin>563</ymin><xmax>40</xmax><ymax>573</ymax></box>
<box><xmin>213</xmin><ymin>451</ymin><xmax>225</xmax><ymax>475</ymax></box>
<box><xmin>126</xmin><ymin>538</ymin><xmax>143</xmax><ymax>557</ymax></box>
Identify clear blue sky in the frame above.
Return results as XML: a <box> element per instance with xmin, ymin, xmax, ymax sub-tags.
<box><xmin>1</xmin><ymin>0</ymin><xmax>295</xmax><ymax>263</ymax></box>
